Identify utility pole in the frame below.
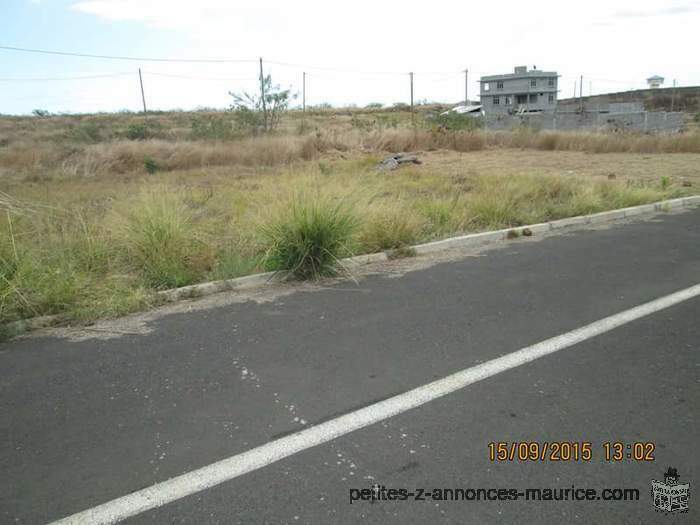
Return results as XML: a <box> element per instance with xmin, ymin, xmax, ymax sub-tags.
<box><xmin>579</xmin><ymin>75</ymin><xmax>584</xmax><ymax>112</ymax></box>
<box><xmin>259</xmin><ymin>57</ymin><xmax>268</xmax><ymax>131</ymax></box>
<box><xmin>409</xmin><ymin>72</ymin><xmax>414</xmax><ymax>123</ymax></box>
<box><xmin>464</xmin><ymin>68</ymin><xmax>469</xmax><ymax>105</ymax></box>
<box><xmin>138</xmin><ymin>68</ymin><xmax>147</xmax><ymax>113</ymax></box>
<box><xmin>302</xmin><ymin>71</ymin><xmax>306</xmax><ymax>130</ymax></box>
<box><xmin>671</xmin><ymin>79</ymin><xmax>677</xmax><ymax>112</ymax></box>
<box><xmin>573</xmin><ymin>80</ymin><xmax>577</xmax><ymax>99</ymax></box>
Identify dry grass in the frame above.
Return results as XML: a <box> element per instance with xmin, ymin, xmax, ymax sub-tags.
<box><xmin>1</xmin><ymin>109</ymin><xmax>699</xmax><ymax>331</ymax></box>
<box><xmin>2</xmin><ymin>108</ymin><xmax>700</xmax><ymax>180</ymax></box>
<box><xmin>488</xmin><ymin>129</ymin><xmax>700</xmax><ymax>154</ymax></box>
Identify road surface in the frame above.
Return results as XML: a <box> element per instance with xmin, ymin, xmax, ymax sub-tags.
<box><xmin>1</xmin><ymin>209</ymin><xmax>699</xmax><ymax>524</ymax></box>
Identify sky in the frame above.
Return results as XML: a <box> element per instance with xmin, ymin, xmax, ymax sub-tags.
<box><xmin>1</xmin><ymin>0</ymin><xmax>699</xmax><ymax>114</ymax></box>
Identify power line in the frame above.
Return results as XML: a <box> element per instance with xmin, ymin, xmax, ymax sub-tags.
<box><xmin>3</xmin><ymin>45</ymin><xmax>640</xmax><ymax>84</ymax></box>
<box><xmin>142</xmin><ymin>71</ymin><xmax>254</xmax><ymax>82</ymax></box>
<box><xmin>0</xmin><ymin>45</ymin><xmax>256</xmax><ymax>63</ymax></box>
<box><xmin>266</xmin><ymin>60</ymin><xmax>405</xmax><ymax>76</ymax></box>
<box><xmin>266</xmin><ymin>60</ymin><xmax>460</xmax><ymax>77</ymax></box>
<box><xmin>0</xmin><ymin>72</ymin><xmax>133</xmax><ymax>82</ymax></box>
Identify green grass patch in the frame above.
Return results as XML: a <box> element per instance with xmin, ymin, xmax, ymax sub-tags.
<box><xmin>259</xmin><ymin>194</ymin><xmax>358</xmax><ymax>279</ymax></box>
<box><xmin>114</xmin><ymin>190</ymin><xmax>207</xmax><ymax>289</ymax></box>
<box><xmin>358</xmin><ymin>202</ymin><xmax>425</xmax><ymax>252</ymax></box>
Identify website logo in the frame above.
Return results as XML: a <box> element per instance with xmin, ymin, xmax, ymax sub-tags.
<box><xmin>651</xmin><ymin>467</ymin><xmax>690</xmax><ymax>514</ymax></box>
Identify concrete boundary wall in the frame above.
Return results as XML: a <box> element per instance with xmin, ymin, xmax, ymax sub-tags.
<box><xmin>483</xmin><ymin>110</ymin><xmax>684</xmax><ymax>132</ymax></box>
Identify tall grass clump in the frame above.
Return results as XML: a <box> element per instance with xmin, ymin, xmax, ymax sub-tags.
<box><xmin>358</xmin><ymin>201</ymin><xmax>425</xmax><ymax>252</ymax></box>
<box><xmin>416</xmin><ymin>198</ymin><xmax>464</xmax><ymax>237</ymax></box>
<box><xmin>464</xmin><ymin>175</ymin><xmax>547</xmax><ymax>228</ymax></box>
<box><xmin>259</xmin><ymin>194</ymin><xmax>359</xmax><ymax>279</ymax></box>
<box><xmin>114</xmin><ymin>190</ymin><xmax>205</xmax><ymax>289</ymax></box>
<box><xmin>210</xmin><ymin>243</ymin><xmax>260</xmax><ymax>281</ymax></box>
<box><xmin>0</xmin><ymin>238</ymin><xmax>29</xmax><ymax>323</ymax></box>
<box><xmin>0</xmin><ymin>221</ymin><xmax>95</xmax><ymax>323</ymax></box>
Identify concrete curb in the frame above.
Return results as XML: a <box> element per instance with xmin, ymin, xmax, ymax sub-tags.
<box><xmin>3</xmin><ymin>195</ymin><xmax>699</xmax><ymax>340</ymax></box>
<box><xmin>156</xmin><ymin>271</ymin><xmax>277</xmax><ymax>302</ymax></box>
<box><xmin>1</xmin><ymin>314</ymin><xmax>66</xmax><ymax>340</ymax></box>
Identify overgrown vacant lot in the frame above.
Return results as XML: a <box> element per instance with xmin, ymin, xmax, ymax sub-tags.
<box><xmin>1</xmin><ymin>109</ymin><xmax>699</xmax><ymax>329</ymax></box>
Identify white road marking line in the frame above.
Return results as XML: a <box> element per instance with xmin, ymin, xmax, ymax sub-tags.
<box><xmin>50</xmin><ymin>283</ymin><xmax>700</xmax><ymax>524</ymax></box>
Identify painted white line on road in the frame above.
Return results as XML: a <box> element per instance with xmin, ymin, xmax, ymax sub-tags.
<box><xmin>50</xmin><ymin>283</ymin><xmax>700</xmax><ymax>524</ymax></box>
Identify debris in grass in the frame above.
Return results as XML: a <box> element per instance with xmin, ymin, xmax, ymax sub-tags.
<box><xmin>521</xmin><ymin>227</ymin><xmax>533</xmax><ymax>237</ymax></box>
<box><xmin>607</xmin><ymin>173</ymin><xmax>616</xmax><ymax>180</ymax></box>
<box><xmin>377</xmin><ymin>153</ymin><xmax>422</xmax><ymax>171</ymax></box>
<box><xmin>506</xmin><ymin>229</ymin><xmax>520</xmax><ymax>239</ymax></box>
<box><xmin>681</xmin><ymin>179</ymin><xmax>692</xmax><ymax>187</ymax></box>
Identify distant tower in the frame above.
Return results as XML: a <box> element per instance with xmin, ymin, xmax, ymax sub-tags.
<box><xmin>646</xmin><ymin>75</ymin><xmax>664</xmax><ymax>88</ymax></box>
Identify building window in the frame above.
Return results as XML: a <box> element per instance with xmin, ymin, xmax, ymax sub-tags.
<box><xmin>504</xmin><ymin>96</ymin><xmax>511</xmax><ymax>105</ymax></box>
<box><xmin>530</xmin><ymin>79</ymin><xmax>537</xmax><ymax>87</ymax></box>
<box><xmin>493</xmin><ymin>96</ymin><xmax>500</xmax><ymax>105</ymax></box>
<box><xmin>516</xmin><ymin>94</ymin><xmax>527</xmax><ymax>104</ymax></box>
<box><xmin>548</xmin><ymin>94</ymin><xmax>555</xmax><ymax>103</ymax></box>
<box><xmin>529</xmin><ymin>94</ymin><xmax>537</xmax><ymax>103</ymax></box>
<box><xmin>548</xmin><ymin>78</ymin><xmax>555</xmax><ymax>87</ymax></box>
<box><xmin>483</xmin><ymin>82</ymin><xmax>490</xmax><ymax>91</ymax></box>
<box><xmin>496</xmin><ymin>81</ymin><xmax>504</xmax><ymax>89</ymax></box>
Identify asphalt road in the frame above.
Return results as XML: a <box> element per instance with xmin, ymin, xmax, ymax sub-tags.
<box><xmin>1</xmin><ymin>209</ymin><xmax>699</xmax><ymax>524</ymax></box>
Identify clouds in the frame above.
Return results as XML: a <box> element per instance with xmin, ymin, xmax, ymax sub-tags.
<box><xmin>613</xmin><ymin>4</ymin><xmax>697</xmax><ymax>18</ymax></box>
<box><xmin>5</xmin><ymin>0</ymin><xmax>695</xmax><ymax>113</ymax></box>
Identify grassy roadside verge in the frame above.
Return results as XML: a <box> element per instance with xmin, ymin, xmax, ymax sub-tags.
<box><xmin>1</xmin><ymin>165</ymin><xmax>695</xmax><ymax>331</ymax></box>
<box><xmin>2</xmin><ymin>110</ymin><xmax>700</xmax><ymax>334</ymax></box>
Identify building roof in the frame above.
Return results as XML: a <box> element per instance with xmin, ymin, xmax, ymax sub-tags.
<box><xmin>480</xmin><ymin>70</ymin><xmax>558</xmax><ymax>82</ymax></box>
<box><xmin>646</xmin><ymin>75</ymin><xmax>664</xmax><ymax>81</ymax></box>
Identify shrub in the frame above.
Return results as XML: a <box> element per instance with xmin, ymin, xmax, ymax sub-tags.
<box><xmin>318</xmin><ymin>162</ymin><xmax>332</xmax><ymax>176</ymax></box>
<box><xmin>190</xmin><ymin>115</ymin><xmax>236</xmax><ymax>140</ymax></box>
<box><xmin>124</xmin><ymin>121</ymin><xmax>163</xmax><ymax>141</ymax></box>
<box><xmin>375</xmin><ymin>115</ymin><xmax>399</xmax><ymax>130</ymax></box>
<box><xmin>350</xmin><ymin>115</ymin><xmax>375</xmax><ymax>132</ymax></box>
<box><xmin>67</xmin><ymin>121</ymin><xmax>104</xmax><ymax>143</ymax></box>
<box><xmin>125</xmin><ymin>123</ymin><xmax>149</xmax><ymax>140</ymax></box>
<box><xmin>229</xmin><ymin>74</ymin><xmax>295</xmax><ymax>134</ymax></box>
<box><xmin>143</xmin><ymin>156</ymin><xmax>159</xmax><ymax>174</ymax></box>
<box><xmin>259</xmin><ymin>195</ymin><xmax>358</xmax><ymax>279</ymax></box>
<box><xmin>430</xmin><ymin>112</ymin><xmax>483</xmax><ymax>131</ymax></box>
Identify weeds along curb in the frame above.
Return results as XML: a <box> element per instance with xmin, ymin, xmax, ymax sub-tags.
<box><xmin>3</xmin><ymin>195</ymin><xmax>699</xmax><ymax>340</ymax></box>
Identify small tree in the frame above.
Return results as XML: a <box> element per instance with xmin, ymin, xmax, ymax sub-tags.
<box><xmin>229</xmin><ymin>75</ymin><xmax>295</xmax><ymax>134</ymax></box>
